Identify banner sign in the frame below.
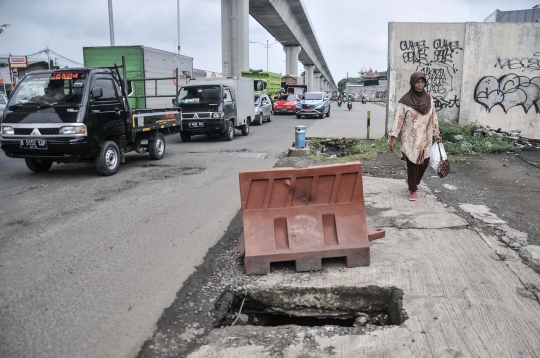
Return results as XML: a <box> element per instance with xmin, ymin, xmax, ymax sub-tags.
<box><xmin>8</xmin><ymin>56</ymin><xmax>28</xmax><ymax>68</ymax></box>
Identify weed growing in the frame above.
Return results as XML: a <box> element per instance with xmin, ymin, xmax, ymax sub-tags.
<box><xmin>439</xmin><ymin>123</ymin><xmax>515</xmax><ymax>155</ymax></box>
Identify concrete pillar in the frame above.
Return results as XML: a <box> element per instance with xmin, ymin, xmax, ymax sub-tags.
<box><xmin>221</xmin><ymin>0</ymin><xmax>249</xmax><ymax>77</ymax></box>
<box><xmin>304</xmin><ymin>65</ymin><xmax>315</xmax><ymax>92</ymax></box>
<box><xmin>313</xmin><ymin>73</ymin><xmax>321</xmax><ymax>91</ymax></box>
<box><xmin>284</xmin><ymin>45</ymin><xmax>301</xmax><ymax>77</ymax></box>
<box><xmin>320</xmin><ymin>77</ymin><xmax>325</xmax><ymax>92</ymax></box>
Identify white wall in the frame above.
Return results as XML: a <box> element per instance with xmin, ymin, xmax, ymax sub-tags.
<box><xmin>460</xmin><ymin>22</ymin><xmax>540</xmax><ymax>139</ymax></box>
<box><xmin>388</xmin><ymin>22</ymin><xmax>540</xmax><ymax>139</ymax></box>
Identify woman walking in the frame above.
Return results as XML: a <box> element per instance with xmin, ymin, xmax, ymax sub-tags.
<box><xmin>389</xmin><ymin>71</ymin><xmax>442</xmax><ymax>201</ymax></box>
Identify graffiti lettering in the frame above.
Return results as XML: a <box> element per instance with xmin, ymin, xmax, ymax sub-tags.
<box><xmin>495</xmin><ymin>53</ymin><xmax>540</xmax><ymax>72</ymax></box>
<box><xmin>474</xmin><ymin>74</ymin><xmax>540</xmax><ymax>113</ymax></box>
<box><xmin>400</xmin><ymin>40</ymin><xmax>429</xmax><ymax>65</ymax></box>
<box><xmin>433</xmin><ymin>95</ymin><xmax>460</xmax><ymax>111</ymax></box>
<box><xmin>432</xmin><ymin>39</ymin><xmax>462</xmax><ymax>65</ymax></box>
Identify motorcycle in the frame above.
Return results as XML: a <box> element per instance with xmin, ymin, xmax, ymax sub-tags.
<box><xmin>347</xmin><ymin>100</ymin><xmax>352</xmax><ymax>110</ymax></box>
<box><xmin>361</xmin><ymin>97</ymin><xmax>366</xmax><ymax>104</ymax></box>
<box><xmin>337</xmin><ymin>99</ymin><xmax>342</xmax><ymax>107</ymax></box>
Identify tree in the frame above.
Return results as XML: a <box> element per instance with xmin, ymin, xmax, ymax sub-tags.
<box><xmin>0</xmin><ymin>24</ymin><xmax>10</xmax><ymax>68</ymax></box>
<box><xmin>338</xmin><ymin>77</ymin><xmax>361</xmax><ymax>93</ymax></box>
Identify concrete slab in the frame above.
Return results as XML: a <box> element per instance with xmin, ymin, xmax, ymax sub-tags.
<box><xmin>305</xmin><ymin>102</ymin><xmax>387</xmax><ymax>139</ymax></box>
<box><xmin>187</xmin><ymin>177</ymin><xmax>540</xmax><ymax>358</ymax></box>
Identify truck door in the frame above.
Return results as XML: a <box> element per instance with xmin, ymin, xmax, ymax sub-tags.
<box><xmin>223</xmin><ymin>87</ymin><xmax>235</xmax><ymax>122</ymax></box>
<box><xmin>88</xmin><ymin>75</ymin><xmax>124</xmax><ymax>143</ymax></box>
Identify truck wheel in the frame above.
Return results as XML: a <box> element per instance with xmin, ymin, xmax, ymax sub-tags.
<box><xmin>180</xmin><ymin>131</ymin><xmax>191</xmax><ymax>142</ymax></box>
<box><xmin>241</xmin><ymin>119</ymin><xmax>249</xmax><ymax>136</ymax></box>
<box><xmin>95</xmin><ymin>140</ymin><xmax>120</xmax><ymax>176</ymax></box>
<box><xmin>149</xmin><ymin>133</ymin><xmax>165</xmax><ymax>160</ymax></box>
<box><xmin>25</xmin><ymin>158</ymin><xmax>53</xmax><ymax>173</ymax></box>
<box><xmin>224</xmin><ymin>120</ymin><xmax>234</xmax><ymax>141</ymax></box>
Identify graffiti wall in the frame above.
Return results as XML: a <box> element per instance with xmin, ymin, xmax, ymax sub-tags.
<box><xmin>388</xmin><ymin>23</ymin><xmax>465</xmax><ymax>125</ymax></box>
<box><xmin>461</xmin><ymin>22</ymin><xmax>540</xmax><ymax>139</ymax></box>
<box><xmin>345</xmin><ymin>85</ymin><xmax>387</xmax><ymax>101</ymax></box>
<box><xmin>388</xmin><ymin>22</ymin><xmax>540</xmax><ymax>139</ymax></box>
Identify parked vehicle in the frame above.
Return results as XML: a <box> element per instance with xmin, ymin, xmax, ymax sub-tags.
<box><xmin>1</xmin><ymin>57</ymin><xmax>181</xmax><ymax>176</ymax></box>
<box><xmin>83</xmin><ymin>45</ymin><xmax>193</xmax><ymax>109</ymax></box>
<box><xmin>273</xmin><ymin>94</ymin><xmax>300</xmax><ymax>115</ymax></box>
<box><xmin>254</xmin><ymin>93</ymin><xmax>272</xmax><ymax>125</ymax></box>
<box><xmin>0</xmin><ymin>93</ymin><xmax>7</xmax><ymax>121</ymax></box>
<box><xmin>295</xmin><ymin>91</ymin><xmax>330</xmax><ymax>119</ymax></box>
<box><xmin>177</xmin><ymin>77</ymin><xmax>254</xmax><ymax>141</ymax></box>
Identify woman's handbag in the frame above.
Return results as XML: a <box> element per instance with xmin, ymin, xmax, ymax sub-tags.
<box><xmin>437</xmin><ymin>143</ymin><xmax>450</xmax><ymax>178</ymax></box>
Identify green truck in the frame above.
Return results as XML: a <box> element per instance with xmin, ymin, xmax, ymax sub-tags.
<box><xmin>241</xmin><ymin>70</ymin><xmax>281</xmax><ymax>98</ymax></box>
<box><xmin>83</xmin><ymin>46</ymin><xmax>193</xmax><ymax>110</ymax></box>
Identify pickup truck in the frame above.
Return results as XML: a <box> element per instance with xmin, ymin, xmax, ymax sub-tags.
<box><xmin>1</xmin><ymin>57</ymin><xmax>182</xmax><ymax>176</ymax></box>
<box><xmin>177</xmin><ymin>77</ymin><xmax>254</xmax><ymax>141</ymax></box>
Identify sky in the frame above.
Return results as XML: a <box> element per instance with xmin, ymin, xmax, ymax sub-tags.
<box><xmin>0</xmin><ymin>0</ymin><xmax>538</xmax><ymax>85</ymax></box>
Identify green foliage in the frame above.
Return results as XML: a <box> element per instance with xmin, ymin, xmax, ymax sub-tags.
<box><xmin>439</xmin><ymin>122</ymin><xmax>515</xmax><ymax>155</ymax></box>
<box><xmin>308</xmin><ymin>138</ymin><xmax>394</xmax><ymax>162</ymax></box>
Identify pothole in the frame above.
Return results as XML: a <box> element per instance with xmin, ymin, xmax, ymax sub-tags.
<box><xmin>141</xmin><ymin>167</ymin><xmax>206</xmax><ymax>180</ymax></box>
<box><xmin>214</xmin><ymin>286</ymin><xmax>407</xmax><ymax>329</ymax></box>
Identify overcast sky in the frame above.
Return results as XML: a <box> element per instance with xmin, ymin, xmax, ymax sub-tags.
<box><xmin>0</xmin><ymin>0</ymin><xmax>538</xmax><ymax>84</ymax></box>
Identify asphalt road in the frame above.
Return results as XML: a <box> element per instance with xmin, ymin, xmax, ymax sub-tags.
<box><xmin>0</xmin><ymin>112</ymin><xmax>323</xmax><ymax>358</ymax></box>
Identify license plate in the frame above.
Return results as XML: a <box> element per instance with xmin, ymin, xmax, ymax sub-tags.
<box><xmin>281</xmin><ymin>108</ymin><xmax>288</xmax><ymax>111</ymax></box>
<box><xmin>303</xmin><ymin>109</ymin><xmax>308</xmax><ymax>112</ymax></box>
<box><xmin>188</xmin><ymin>122</ymin><xmax>204</xmax><ymax>128</ymax></box>
<box><xmin>20</xmin><ymin>139</ymin><xmax>47</xmax><ymax>149</ymax></box>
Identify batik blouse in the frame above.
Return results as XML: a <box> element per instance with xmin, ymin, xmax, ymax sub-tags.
<box><xmin>389</xmin><ymin>97</ymin><xmax>440</xmax><ymax>164</ymax></box>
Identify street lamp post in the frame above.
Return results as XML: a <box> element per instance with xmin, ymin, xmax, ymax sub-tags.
<box><xmin>249</xmin><ymin>40</ymin><xmax>279</xmax><ymax>72</ymax></box>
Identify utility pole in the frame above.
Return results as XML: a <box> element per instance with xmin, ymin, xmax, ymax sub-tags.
<box><xmin>177</xmin><ymin>0</ymin><xmax>181</xmax><ymax>54</ymax></box>
<box><xmin>108</xmin><ymin>0</ymin><xmax>115</xmax><ymax>46</ymax></box>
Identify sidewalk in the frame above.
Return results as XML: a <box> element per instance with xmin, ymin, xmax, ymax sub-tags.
<box><xmin>305</xmin><ymin>102</ymin><xmax>387</xmax><ymax>139</ymax></box>
<box><xmin>187</xmin><ymin>176</ymin><xmax>540</xmax><ymax>357</ymax></box>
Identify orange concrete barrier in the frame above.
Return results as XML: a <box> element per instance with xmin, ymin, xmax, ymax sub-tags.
<box><xmin>238</xmin><ymin>162</ymin><xmax>385</xmax><ymax>275</ymax></box>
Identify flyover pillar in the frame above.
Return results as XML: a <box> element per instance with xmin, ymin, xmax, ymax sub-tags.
<box><xmin>313</xmin><ymin>73</ymin><xmax>321</xmax><ymax>91</ymax></box>
<box><xmin>320</xmin><ymin>77</ymin><xmax>325</xmax><ymax>92</ymax></box>
<box><xmin>284</xmin><ymin>45</ymin><xmax>302</xmax><ymax>79</ymax></box>
<box><xmin>221</xmin><ymin>0</ymin><xmax>249</xmax><ymax>77</ymax></box>
<box><xmin>304</xmin><ymin>65</ymin><xmax>315</xmax><ymax>92</ymax></box>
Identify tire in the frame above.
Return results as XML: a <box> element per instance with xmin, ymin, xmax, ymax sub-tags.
<box><xmin>148</xmin><ymin>133</ymin><xmax>165</xmax><ymax>160</ymax></box>
<box><xmin>273</xmin><ymin>111</ymin><xmax>277</xmax><ymax>115</ymax></box>
<box><xmin>25</xmin><ymin>158</ymin><xmax>52</xmax><ymax>173</ymax></box>
<box><xmin>224</xmin><ymin>120</ymin><xmax>234</xmax><ymax>141</ymax></box>
<box><xmin>240</xmin><ymin>119</ymin><xmax>250</xmax><ymax>136</ymax></box>
<box><xmin>180</xmin><ymin>131</ymin><xmax>191</xmax><ymax>142</ymax></box>
<box><xmin>296</xmin><ymin>114</ymin><xmax>301</xmax><ymax>119</ymax></box>
<box><xmin>95</xmin><ymin>140</ymin><xmax>120</xmax><ymax>176</ymax></box>
<box><xmin>267</xmin><ymin>113</ymin><xmax>272</xmax><ymax>122</ymax></box>
<box><xmin>326</xmin><ymin>107</ymin><xmax>331</xmax><ymax>117</ymax></box>
<box><xmin>319</xmin><ymin>112</ymin><xmax>324</xmax><ymax>119</ymax></box>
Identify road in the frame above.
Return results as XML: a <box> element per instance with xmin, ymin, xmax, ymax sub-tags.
<box><xmin>0</xmin><ymin>104</ymin><xmax>382</xmax><ymax>358</ymax></box>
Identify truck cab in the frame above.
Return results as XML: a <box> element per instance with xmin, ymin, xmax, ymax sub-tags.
<box><xmin>1</xmin><ymin>64</ymin><xmax>181</xmax><ymax>176</ymax></box>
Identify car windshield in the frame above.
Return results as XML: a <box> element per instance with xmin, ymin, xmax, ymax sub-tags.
<box><xmin>279</xmin><ymin>95</ymin><xmax>297</xmax><ymax>101</ymax></box>
<box><xmin>254</xmin><ymin>95</ymin><xmax>261</xmax><ymax>105</ymax></box>
<box><xmin>303</xmin><ymin>93</ymin><xmax>322</xmax><ymax>100</ymax></box>
<box><xmin>179</xmin><ymin>85</ymin><xmax>221</xmax><ymax>105</ymax></box>
<box><xmin>7</xmin><ymin>72</ymin><xmax>87</xmax><ymax>106</ymax></box>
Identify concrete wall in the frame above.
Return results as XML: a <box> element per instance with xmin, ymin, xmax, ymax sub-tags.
<box><xmin>388</xmin><ymin>22</ymin><xmax>540</xmax><ymax>139</ymax></box>
<box><xmin>460</xmin><ymin>22</ymin><xmax>540</xmax><ymax>139</ymax></box>
<box><xmin>388</xmin><ymin>22</ymin><xmax>465</xmax><ymax>128</ymax></box>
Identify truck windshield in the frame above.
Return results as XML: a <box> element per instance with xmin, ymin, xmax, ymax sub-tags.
<box><xmin>179</xmin><ymin>86</ymin><xmax>221</xmax><ymax>105</ymax></box>
<box><xmin>303</xmin><ymin>93</ymin><xmax>322</xmax><ymax>100</ymax></box>
<box><xmin>8</xmin><ymin>72</ymin><xmax>87</xmax><ymax>107</ymax></box>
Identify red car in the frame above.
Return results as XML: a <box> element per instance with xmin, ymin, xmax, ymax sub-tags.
<box><xmin>273</xmin><ymin>94</ymin><xmax>300</xmax><ymax>115</ymax></box>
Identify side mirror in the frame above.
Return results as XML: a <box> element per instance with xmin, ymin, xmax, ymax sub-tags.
<box><xmin>223</xmin><ymin>93</ymin><xmax>227</xmax><ymax>99</ymax></box>
<box><xmin>92</xmin><ymin>87</ymin><xmax>103</xmax><ymax>99</ymax></box>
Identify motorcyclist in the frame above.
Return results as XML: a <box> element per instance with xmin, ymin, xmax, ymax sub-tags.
<box><xmin>347</xmin><ymin>93</ymin><xmax>354</xmax><ymax>102</ymax></box>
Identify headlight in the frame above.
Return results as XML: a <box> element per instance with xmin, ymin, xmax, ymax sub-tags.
<box><xmin>2</xmin><ymin>126</ymin><xmax>14</xmax><ymax>135</ymax></box>
<box><xmin>59</xmin><ymin>126</ymin><xmax>86</xmax><ymax>134</ymax></box>
<box><xmin>255</xmin><ymin>107</ymin><xmax>260</xmax><ymax>113</ymax></box>
<box><xmin>212</xmin><ymin>112</ymin><xmax>224</xmax><ymax>119</ymax></box>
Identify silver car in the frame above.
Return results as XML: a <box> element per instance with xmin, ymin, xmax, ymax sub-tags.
<box><xmin>253</xmin><ymin>94</ymin><xmax>272</xmax><ymax>125</ymax></box>
<box><xmin>295</xmin><ymin>91</ymin><xmax>330</xmax><ymax>119</ymax></box>
<box><xmin>0</xmin><ymin>93</ymin><xmax>7</xmax><ymax>121</ymax></box>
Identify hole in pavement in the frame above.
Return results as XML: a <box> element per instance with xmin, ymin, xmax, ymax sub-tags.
<box><xmin>214</xmin><ymin>286</ymin><xmax>407</xmax><ymax>328</ymax></box>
